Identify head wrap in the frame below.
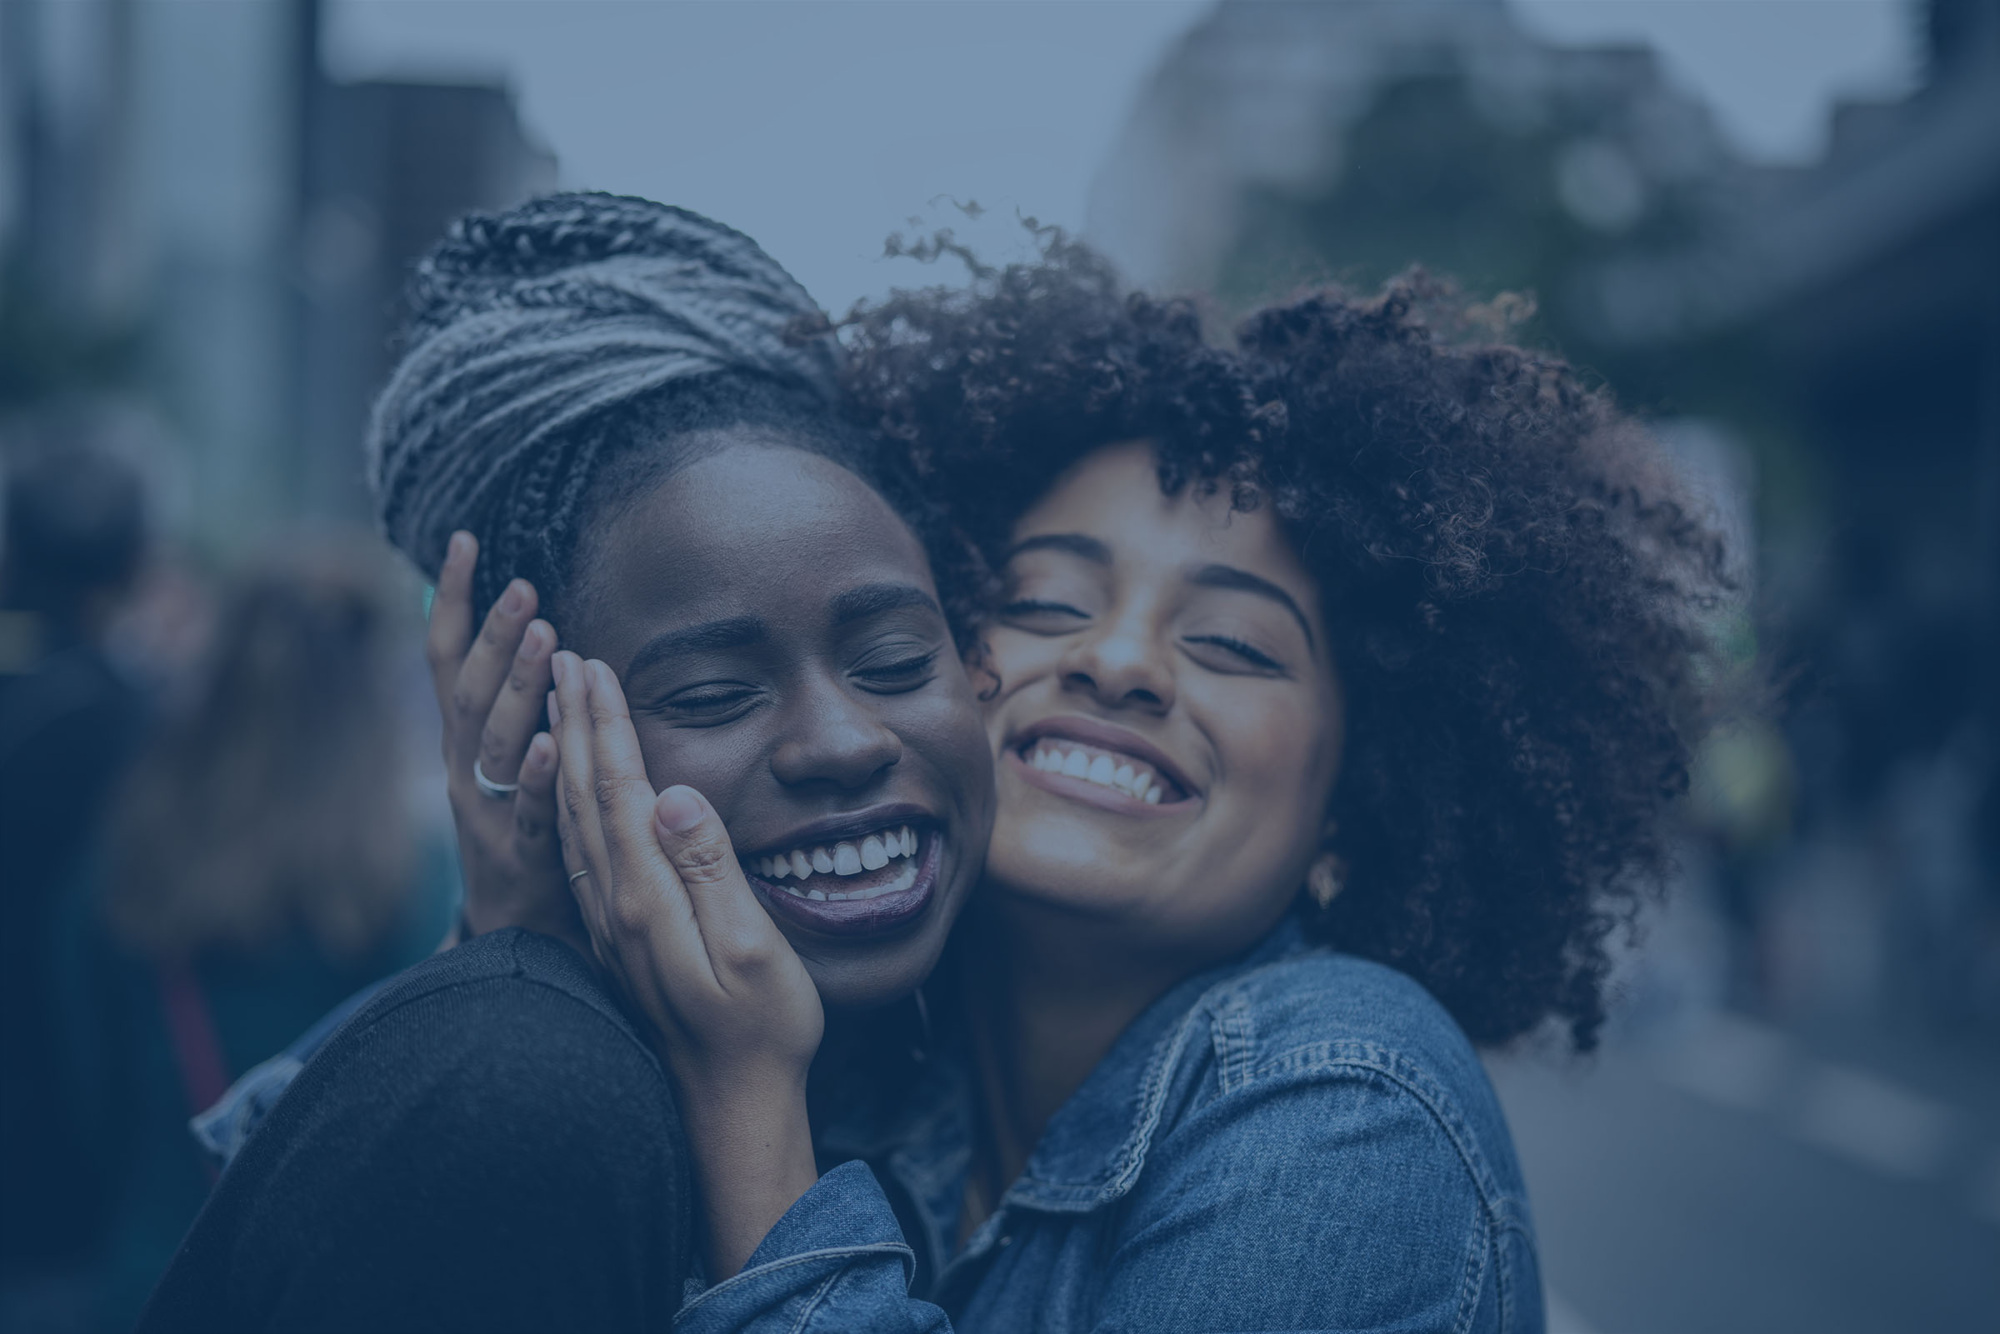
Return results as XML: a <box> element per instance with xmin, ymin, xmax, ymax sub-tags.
<box><xmin>366</xmin><ymin>192</ymin><xmax>840</xmax><ymax>580</ymax></box>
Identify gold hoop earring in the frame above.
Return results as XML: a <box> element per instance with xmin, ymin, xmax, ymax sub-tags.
<box><xmin>1307</xmin><ymin>854</ymin><xmax>1345</xmax><ymax>910</ymax></box>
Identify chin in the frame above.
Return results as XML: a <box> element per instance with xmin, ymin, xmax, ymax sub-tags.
<box><xmin>982</xmin><ymin>840</ymin><xmax>1155</xmax><ymax>921</ymax></box>
<box><xmin>802</xmin><ymin>940</ymin><xmax>938</xmax><ymax>1012</ymax></box>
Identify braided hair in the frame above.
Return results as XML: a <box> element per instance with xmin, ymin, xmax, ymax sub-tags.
<box><xmin>366</xmin><ymin>193</ymin><xmax>974</xmax><ymax>631</ymax></box>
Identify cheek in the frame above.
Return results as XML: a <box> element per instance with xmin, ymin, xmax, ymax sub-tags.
<box><xmin>1204</xmin><ymin>685</ymin><xmax>1342</xmax><ymax>853</ymax></box>
<box><xmin>982</xmin><ymin>629</ymin><xmax>1063</xmax><ymax>697</ymax></box>
<box><xmin>634</xmin><ymin>725</ymin><xmax>768</xmax><ymax>815</ymax></box>
<box><xmin>898</xmin><ymin>679</ymin><xmax>998</xmax><ymax>803</ymax></box>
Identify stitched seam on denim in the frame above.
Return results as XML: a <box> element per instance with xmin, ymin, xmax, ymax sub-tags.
<box><xmin>788</xmin><ymin>1269</ymin><xmax>844</xmax><ymax>1334</ymax></box>
<box><xmin>673</xmin><ymin>1244</ymin><xmax>914</xmax><ymax>1322</ymax></box>
<box><xmin>1450</xmin><ymin>1205</ymin><xmax>1491</xmax><ymax>1334</ymax></box>
<box><xmin>1211</xmin><ymin>991</ymin><xmax>1258</xmax><ymax>1095</ymax></box>
<box><xmin>1493</xmin><ymin>1215</ymin><xmax>1536</xmax><ymax>1330</ymax></box>
<box><xmin>1020</xmin><ymin>952</ymin><xmax>1325</xmax><ymax>1204</ymax></box>
<box><xmin>1252</xmin><ymin>1041</ymin><xmax>1512</xmax><ymax>1213</ymax></box>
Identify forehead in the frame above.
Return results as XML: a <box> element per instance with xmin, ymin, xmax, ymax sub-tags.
<box><xmin>576</xmin><ymin>443</ymin><xmax>934</xmax><ymax>653</ymax></box>
<box><xmin>1014</xmin><ymin>441</ymin><xmax>1309</xmax><ymax>590</ymax></box>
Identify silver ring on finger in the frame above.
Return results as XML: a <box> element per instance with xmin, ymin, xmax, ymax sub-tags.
<box><xmin>569</xmin><ymin>869</ymin><xmax>590</xmax><ymax>886</ymax></box>
<box><xmin>473</xmin><ymin>757</ymin><xmax>521</xmax><ymax>799</ymax></box>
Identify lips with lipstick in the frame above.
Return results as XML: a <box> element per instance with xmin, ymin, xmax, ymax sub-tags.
<box><xmin>1009</xmin><ymin>719</ymin><xmax>1196</xmax><ymax>814</ymax></box>
<box><xmin>743</xmin><ymin>812</ymin><xmax>942</xmax><ymax>938</ymax></box>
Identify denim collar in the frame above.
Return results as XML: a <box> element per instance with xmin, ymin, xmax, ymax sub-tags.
<box><xmin>820</xmin><ymin>915</ymin><xmax>1312</xmax><ymax>1223</ymax></box>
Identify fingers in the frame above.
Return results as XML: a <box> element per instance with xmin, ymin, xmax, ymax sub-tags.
<box><xmin>509</xmin><ymin>731</ymin><xmax>561</xmax><ymax>867</ymax></box>
<box><xmin>478</xmin><ymin>618</ymin><xmax>556</xmax><ymax>786</ymax></box>
<box><xmin>425</xmin><ymin>532</ymin><xmax>477</xmax><ymax>704</ymax></box>
<box><xmin>551</xmin><ymin>652</ymin><xmax>613</xmax><ymax>893</ymax></box>
<box><xmin>446</xmin><ymin>577</ymin><xmax>540</xmax><ymax>772</ymax></box>
<box><xmin>553</xmin><ymin>654</ymin><xmax>709</xmax><ymax>986</ymax></box>
<box><xmin>651</xmin><ymin>784</ymin><xmax>780</xmax><ymax>969</ymax></box>
<box><xmin>578</xmin><ymin>659</ymin><xmax>715</xmax><ymax>958</ymax></box>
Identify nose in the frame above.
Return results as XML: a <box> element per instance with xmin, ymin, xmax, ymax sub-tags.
<box><xmin>769</xmin><ymin>676</ymin><xmax>904</xmax><ymax>789</ymax></box>
<box><xmin>1057</xmin><ymin>609</ymin><xmax>1176</xmax><ymax>715</ymax></box>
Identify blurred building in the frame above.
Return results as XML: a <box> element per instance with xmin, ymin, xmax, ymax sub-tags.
<box><xmin>1585</xmin><ymin>0</ymin><xmax>2000</xmax><ymax>1036</ymax></box>
<box><xmin>1087</xmin><ymin>0</ymin><xmax>1767</xmax><ymax>354</ymax></box>
<box><xmin>0</xmin><ymin>0</ymin><xmax>553</xmax><ymax>542</ymax></box>
<box><xmin>1087</xmin><ymin>0</ymin><xmax>2000</xmax><ymax>1036</ymax></box>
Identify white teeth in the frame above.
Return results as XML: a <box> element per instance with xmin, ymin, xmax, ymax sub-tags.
<box><xmin>1028</xmin><ymin>742</ymin><xmax>1173</xmax><ymax>804</ymax></box>
<box><xmin>755</xmin><ymin>826</ymin><xmax>921</xmax><ymax>893</ymax></box>
<box><xmin>777</xmin><ymin>855</ymin><xmax>919</xmax><ymax>903</ymax></box>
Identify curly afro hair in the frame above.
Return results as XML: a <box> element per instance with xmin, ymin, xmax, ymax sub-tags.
<box><xmin>840</xmin><ymin>239</ymin><xmax>1728</xmax><ymax>1050</ymax></box>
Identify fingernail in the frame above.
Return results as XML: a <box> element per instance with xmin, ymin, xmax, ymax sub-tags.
<box><xmin>551</xmin><ymin>653</ymin><xmax>569</xmax><ymax>687</ymax></box>
<box><xmin>501</xmin><ymin>581</ymin><xmax>526</xmax><ymax>614</ymax></box>
<box><xmin>449</xmin><ymin>532</ymin><xmax>470</xmax><ymax>560</ymax></box>
<box><xmin>546</xmin><ymin>691</ymin><xmax>560</xmax><ymax>726</ymax></box>
<box><xmin>656</xmin><ymin>786</ymin><xmax>704</xmax><ymax>834</ymax></box>
<box><xmin>522</xmin><ymin>620</ymin><xmax>549</xmax><ymax>654</ymax></box>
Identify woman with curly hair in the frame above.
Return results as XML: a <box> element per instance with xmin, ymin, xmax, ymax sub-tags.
<box><xmin>550</xmin><ymin>237</ymin><xmax>1724</xmax><ymax>1333</ymax></box>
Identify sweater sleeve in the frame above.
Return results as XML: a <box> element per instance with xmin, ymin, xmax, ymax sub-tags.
<box><xmin>674</xmin><ymin>1161</ymin><xmax>950</xmax><ymax>1334</ymax></box>
<box><xmin>140</xmin><ymin>958</ymin><xmax>697</xmax><ymax>1334</ymax></box>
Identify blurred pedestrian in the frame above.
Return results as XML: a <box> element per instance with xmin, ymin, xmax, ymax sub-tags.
<box><xmin>0</xmin><ymin>441</ymin><xmax>150</xmax><ymax>1329</ymax></box>
<box><xmin>72</xmin><ymin>535</ymin><xmax>458</xmax><ymax>1329</ymax></box>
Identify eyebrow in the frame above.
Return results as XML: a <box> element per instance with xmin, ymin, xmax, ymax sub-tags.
<box><xmin>829</xmin><ymin>581</ymin><xmax>944</xmax><ymax>626</ymax></box>
<box><xmin>1003</xmin><ymin>533</ymin><xmax>1113</xmax><ymax>566</ymax></box>
<box><xmin>625</xmin><ymin>615</ymin><xmax>766</xmax><ymax>679</ymax></box>
<box><xmin>623</xmin><ymin>584</ymin><xmax>941</xmax><ymax>680</ymax></box>
<box><xmin>1188</xmin><ymin>563</ymin><xmax>1317</xmax><ymax>652</ymax></box>
<box><xmin>1008</xmin><ymin>532</ymin><xmax>1317</xmax><ymax>652</ymax></box>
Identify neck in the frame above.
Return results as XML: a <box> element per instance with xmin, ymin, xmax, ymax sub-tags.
<box><xmin>957</xmin><ymin>893</ymin><xmax>1186</xmax><ymax>1190</ymax></box>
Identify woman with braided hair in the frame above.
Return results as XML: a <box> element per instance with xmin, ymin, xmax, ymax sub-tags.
<box><xmin>138</xmin><ymin>193</ymin><xmax>996</xmax><ymax>1332</ymax></box>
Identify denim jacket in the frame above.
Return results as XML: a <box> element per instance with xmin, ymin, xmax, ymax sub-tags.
<box><xmin>680</xmin><ymin>917</ymin><xmax>1543</xmax><ymax>1334</ymax></box>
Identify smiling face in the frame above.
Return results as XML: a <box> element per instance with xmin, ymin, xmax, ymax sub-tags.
<box><xmin>981</xmin><ymin>440</ymin><xmax>1344</xmax><ymax>963</ymax></box>
<box><xmin>564</xmin><ymin>434</ymin><xmax>995</xmax><ymax>1009</ymax></box>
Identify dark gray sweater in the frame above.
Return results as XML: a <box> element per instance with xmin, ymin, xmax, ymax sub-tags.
<box><xmin>138</xmin><ymin>929</ymin><xmax>696</xmax><ymax>1333</ymax></box>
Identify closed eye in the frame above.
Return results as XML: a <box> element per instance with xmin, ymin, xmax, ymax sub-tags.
<box><xmin>1184</xmin><ymin>634</ymin><xmax>1285</xmax><ymax>673</ymax></box>
<box><xmin>1000</xmin><ymin>598</ymin><xmax>1090</xmax><ymax>631</ymax></box>
<box><xmin>855</xmin><ymin>648</ymin><xmax>941</xmax><ymax>693</ymax></box>
<box><xmin>648</xmin><ymin>683</ymin><xmax>762</xmax><ymax>723</ymax></box>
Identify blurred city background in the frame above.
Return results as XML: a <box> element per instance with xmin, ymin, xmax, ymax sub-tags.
<box><xmin>1</xmin><ymin>2</ymin><xmax>1994</xmax><ymax>1331</ymax></box>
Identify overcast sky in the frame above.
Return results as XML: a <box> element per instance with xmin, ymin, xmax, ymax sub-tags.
<box><xmin>325</xmin><ymin>0</ymin><xmax>1918</xmax><ymax>313</ymax></box>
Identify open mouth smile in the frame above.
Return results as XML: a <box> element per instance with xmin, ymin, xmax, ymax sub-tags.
<box><xmin>744</xmin><ymin>810</ymin><xmax>942</xmax><ymax>939</ymax></box>
<box><xmin>1008</xmin><ymin>718</ymin><xmax>1197</xmax><ymax>817</ymax></box>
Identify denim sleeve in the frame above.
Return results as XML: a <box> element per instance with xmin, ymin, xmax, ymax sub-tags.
<box><xmin>1088</xmin><ymin>1062</ymin><xmax>1510</xmax><ymax>1334</ymax></box>
<box><xmin>674</xmin><ymin>1160</ymin><xmax>952</xmax><ymax>1334</ymax></box>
